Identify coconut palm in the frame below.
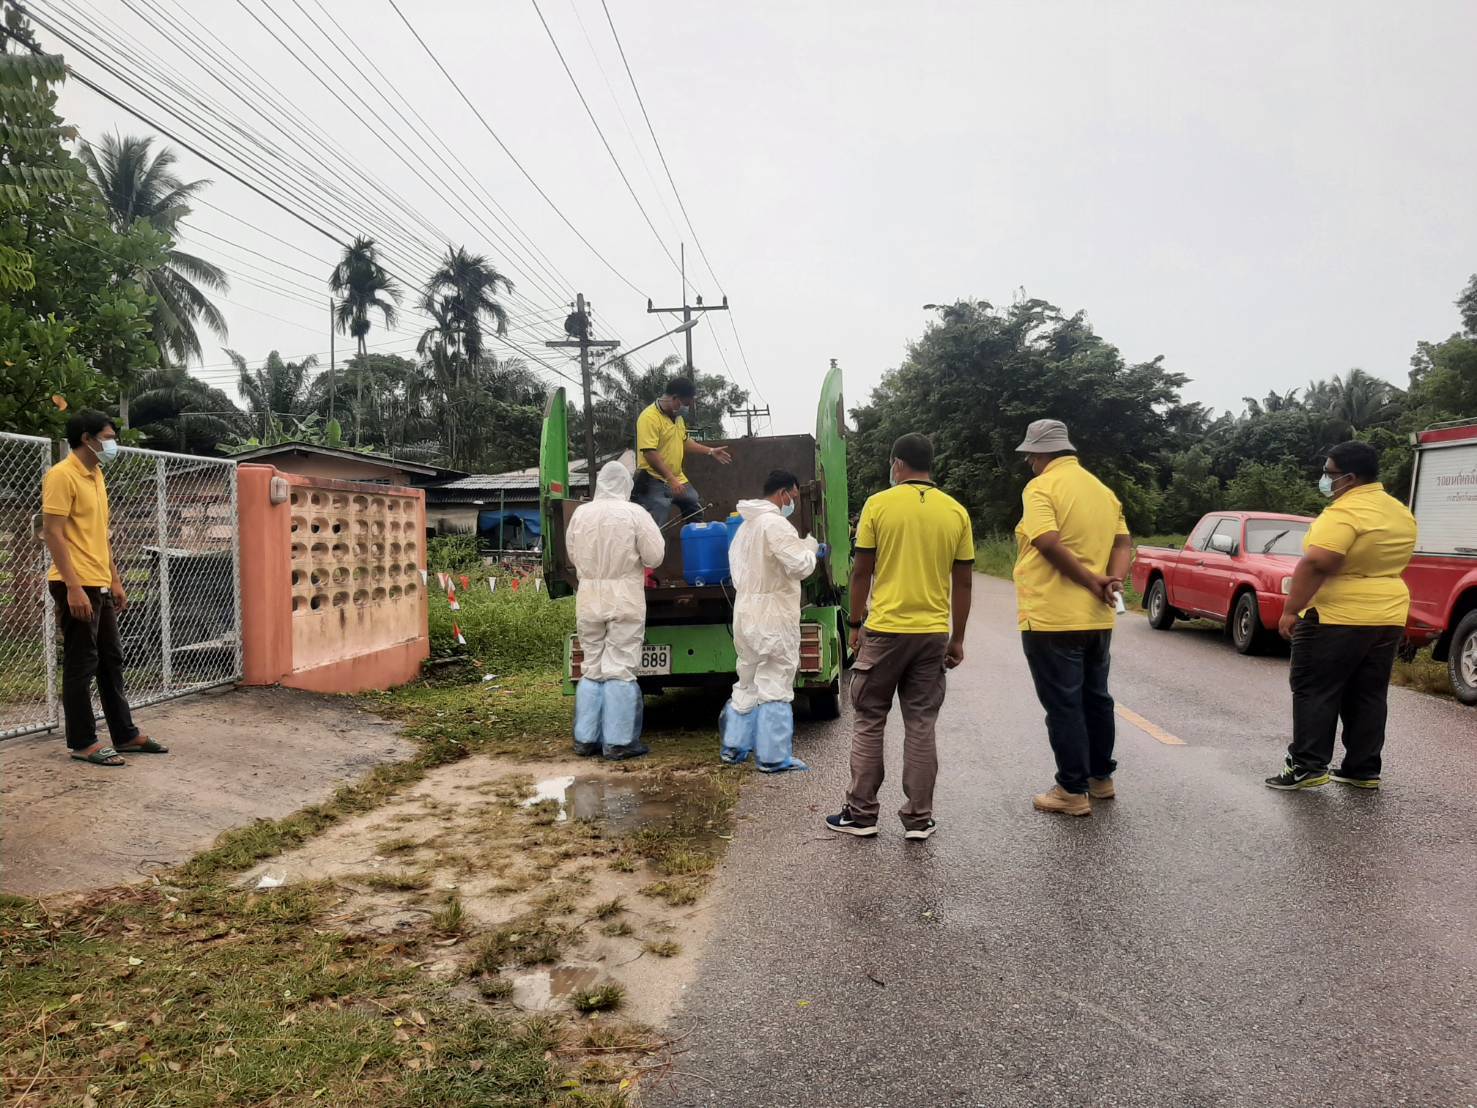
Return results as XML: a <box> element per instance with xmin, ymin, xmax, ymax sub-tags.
<box><xmin>230</xmin><ymin>349</ymin><xmax>317</xmax><ymax>442</ymax></box>
<box><xmin>1327</xmin><ymin>368</ymin><xmax>1404</xmax><ymax>433</ymax></box>
<box><xmin>419</xmin><ymin>246</ymin><xmax>513</xmax><ymax>382</ymax></box>
<box><xmin>79</xmin><ymin>134</ymin><xmax>229</xmax><ymax>374</ymax></box>
<box><xmin>330</xmin><ymin>237</ymin><xmax>401</xmax><ymax>444</ymax></box>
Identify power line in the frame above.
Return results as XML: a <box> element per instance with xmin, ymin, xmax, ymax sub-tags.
<box><xmin>385</xmin><ymin>0</ymin><xmax>650</xmax><ymax>301</ymax></box>
<box><xmin>528</xmin><ymin>0</ymin><xmax>682</xmax><ymax>280</ymax></box>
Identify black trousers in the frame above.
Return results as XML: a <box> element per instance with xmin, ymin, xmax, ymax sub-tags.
<box><xmin>1021</xmin><ymin>629</ymin><xmax>1117</xmax><ymax>795</ymax></box>
<box><xmin>1288</xmin><ymin>613</ymin><xmax>1401</xmax><ymax>777</ymax></box>
<box><xmin>49</xmin><ymin>582</ymin><xmax>138</xmax><ymax>751</ymax></box>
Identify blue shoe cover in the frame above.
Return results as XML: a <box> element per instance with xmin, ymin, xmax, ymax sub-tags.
<box><xmin>718</xmin><ymin>701</ymin><xmax>755</xmax><ymax>765</ymax></box>
<box><xmin>573</xmin><ymin>678</ymin><xmax>604</xmax><ymax>753</ymax></box>
<box><xmin>601</xmin><ymin>680</ymin><xmax>645</xmax><ymax>756</ymax></box>
<box><xmin>755</xmin><ymin>701</ymin><xmax>807</xmax><ymax>773</ymax></box>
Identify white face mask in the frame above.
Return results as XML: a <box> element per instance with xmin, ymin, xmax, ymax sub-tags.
<box><xmin>887</xmin><ymin>461</ymin><xmax>898</xmax><ymax>488</ymax></box>
<box><xmin>780</xmin><ymin>495</ymin><xmax>795</xmax><ymax>519</ymax></box>
<box><xmin>91</xmin><ymin>437</ymin><xmax>119</xmax><ymax>464</ymax></box>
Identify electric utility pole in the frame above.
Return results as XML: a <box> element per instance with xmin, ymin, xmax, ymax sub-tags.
<box><xmin>728</xmin><ymin>405</ymin><xmax>771</xmax><ymax>437</ymax></box>
<box><xmin>647</xmin><ymin>244</ymin><xmax>728</xmax><ymax>425</ymax></box>
<box><xmin>546</xmin><ymin>292</ymin><xmax>618</xmax><ymax>496</ymax></box>
<box><xmin>328</xmin><ymin>297</ymin><xmax>336</xmax><ymax>426</ymax></box>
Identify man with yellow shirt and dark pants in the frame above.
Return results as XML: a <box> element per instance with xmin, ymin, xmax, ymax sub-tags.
<box><xmin>631</xmin><ymin>377</ymin><xmax>732</xmax><ymax>526</ymax></box>
<box><xmin>1266</xmin><ymin>441</ymin><xmax>1416</xmax><ymax>791</ymax></box>
<box><xmin>826</xmin><ymin>433</ymin><xmax>974</xmax><ymax>841</ymax></box>
<box><xmin>42</xmin><ymin>410</ymin><xmax>163</xmax><ymax>767</ymax></box>
<box><xmin>1012</xmin><ymin>420</ymin><xmax>1132</xmax><ymax>818</ymax></box>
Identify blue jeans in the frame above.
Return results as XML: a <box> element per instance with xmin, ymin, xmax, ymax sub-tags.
<box><xmin>1021</xmin><ymin>630</ymin><xmax>1116</xmax><ymax>794</ymax></box>
<box><xmin>632</xmin><ymin>471</ymin><xmax>702</xmax><ymax>527</ymax></box>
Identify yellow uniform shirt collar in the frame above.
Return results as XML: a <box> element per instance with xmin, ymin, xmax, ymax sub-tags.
<box><xmin>1041</xmin><ymin>456</ymin><xmax>1080</xmax><ymax>476</ymax></box>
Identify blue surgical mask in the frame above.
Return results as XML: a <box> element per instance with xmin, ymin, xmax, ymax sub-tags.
<box><xmin>780</xmin><ymin>498</ymin><xmax>795</xmax><ymax>519</ymax></box>
<box><xmin>1318</xmin><ymin>472</ymin><xmax>1345</xmax><ymax>498</ymax></box>
<box><xmin>93</xmin><ymin>438</ymin><xmax>119</xmax><ymax>464</ymax></box>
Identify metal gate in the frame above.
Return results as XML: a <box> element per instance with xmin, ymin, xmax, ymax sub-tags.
<box><xmin>0</xmin><ymin>432</ymin><xmax>241</xmax><ymax>740</ymax></box>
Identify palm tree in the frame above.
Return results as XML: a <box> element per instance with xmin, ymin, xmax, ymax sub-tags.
<box><xmin>230</xmin><ymin>349</ymin><xmax>317</xmax><ymax>442</ymax></box>
<box><xmin>1327</xmin><ymin>368</ymin><xmax>1404</xmax><ymax>434</ymax></box>
<box><xmin>129</xmin><ymin>366</ymin><xmax>244</xmax><ymax>454</ymax></box>
<box><xmin>419</xmin><ymin>246</ymin><xmax>513</xmax><ymax>382</ymax></box>
<box><xmin>330</xmin><ymin>237</ymin><xmax>401</xmax><ymax>445</ymax></box>
<box><xmin>79</xmin><ymin>134</ymin><xmax>229</xmax><ymax>388</ymax></box>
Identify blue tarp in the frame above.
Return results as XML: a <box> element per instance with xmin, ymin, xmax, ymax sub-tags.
<box><xmin>478</xmin><ymin>509</ymin><xmax>541</xmax><ymax>540</ymax></box>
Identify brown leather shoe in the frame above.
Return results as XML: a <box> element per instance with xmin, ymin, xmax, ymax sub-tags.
<box><xmin>1032</xmin><ymin>785</ymin><xmax>1091</xmax><ymax>816</ymax></box>
<box><xmin>1088</xmin><ymin>777</ymin><xmax>1115</xmax><ymax>800</ymax></box>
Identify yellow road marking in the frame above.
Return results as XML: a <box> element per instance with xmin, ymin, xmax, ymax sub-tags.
<box><xmin>1115</xmin><ymin>704</ymin><xmax>1187</xmax><ymax>746</ymax></box>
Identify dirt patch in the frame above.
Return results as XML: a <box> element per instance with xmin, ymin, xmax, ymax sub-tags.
<box><xmin>236</xmin><ymin>756</ymin><xmax>719</xmax><ymax>1027</ymax></box>
<box><xmin>0</xmin><ymin>686</ymin><xmax>412</xmax><ymax>897</ymax></box>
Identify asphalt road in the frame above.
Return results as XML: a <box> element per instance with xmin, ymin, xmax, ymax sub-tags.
<box><xmin>650</xmin><ymin>574</ymin><xmax>1477</xmax><ymax>1108</ymax></box>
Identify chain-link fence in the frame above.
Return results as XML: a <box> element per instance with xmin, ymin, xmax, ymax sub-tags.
<box><xmin>0</xmin><ymin>433</ymin><xmax>56</xmax><ymax>739</ymax></box>
<box><xmin>0</xmin><ymin>433</ymin><xmax>241</xmax><ymax>740</ymax></box>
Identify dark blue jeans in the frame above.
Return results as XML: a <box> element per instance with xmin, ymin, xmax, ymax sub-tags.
<box><xmin>631</xmin><ymin>471</ymin><xmax>702</xmax><ymax>528</ymax></box>
<box><xmin>1021</xmin><ymin>630</ymin><xmax>1116</xmax><ymax>795</ymax></box>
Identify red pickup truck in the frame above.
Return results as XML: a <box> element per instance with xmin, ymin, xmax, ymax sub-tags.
<box><xmin>1402</xmin><ymin>420</ymin><xmax>1477</xmax><ymax>705</ymax></box>
<box><xmin>1131</xmin><ymin>512</ymin><xmax>1312</xmax><ymax>655</ymax></box>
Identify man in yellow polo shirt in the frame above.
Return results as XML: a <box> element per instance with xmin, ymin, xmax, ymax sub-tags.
<box><xmin>1012</xmin><ymin>419</ymin><xmax>1131</xmax><ymax>817</ymax></box>
<box><xmin>826</xmin><ymin>433</ymin><xmax>974</xmax><ymax>841</ymax></box>
<box><xmin>1266</xmin><ymin>441</ymin><xmax>1416</xmax><ymax>791</ymax></box>
<box><xmin>630</xmin><ymin>376</ymin><xmax>732</xmax><ymax>526</ymax></box>
<box><xmin>41</xmin><ymin>410</ymin><xmax>160</xmax><ymax>767</ymax></box>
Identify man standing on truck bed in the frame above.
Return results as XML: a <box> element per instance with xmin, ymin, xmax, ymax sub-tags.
<box><xmin>632</xmin><ymin>377</ymin><xmax>732</xmax><ymax>526</ymax></box>
<box><xmin>1013</xmin><ymin>419</ymin><xmax>1132</xmax><ymax>818</ymax></box>
<box><xmin>1266</xmin><ymin>441</ymin><xmax>1417</xmax><ymax>792</ymax></box>
<box><xmin>826</xmin><ymin>433</ymin><xmax>973</xmax><ymax>842</ymax></box>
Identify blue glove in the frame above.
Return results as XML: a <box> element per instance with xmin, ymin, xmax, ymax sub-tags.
<box><xmin>815</xmin><ymin>543</ymin><xmax>829</xmax><ymax>559</ymax></box>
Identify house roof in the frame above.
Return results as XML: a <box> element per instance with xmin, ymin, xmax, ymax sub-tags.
<box><xmin>424</xmin><ymin>450</ymin><xmax>628</xmax><ymax>502</ymax></box>
<box><xmin>230</xmin><ymin>441</ymin><xmax>444</xmax><ymax>478</ymax></box>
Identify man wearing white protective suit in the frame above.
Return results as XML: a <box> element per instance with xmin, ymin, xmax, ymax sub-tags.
<box><xmin>720</xmin><ymin>469</ymin><xmax>828</xmax><ymax>771</ymax></box>
<box><xmin>567</xmin><ymin>461</ymin><xmax>666</xmax><ymax>760</ymax></box>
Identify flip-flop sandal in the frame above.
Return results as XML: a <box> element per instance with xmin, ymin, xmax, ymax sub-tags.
<box><xmin>71</xmin><ymin>746</ymin><xmax>125</xmax><ymax>767</ymax></box>
<box><xmin>118</xmin><ymin>737</ymin><xmax>169</xmax><ymax>754</ymax></box>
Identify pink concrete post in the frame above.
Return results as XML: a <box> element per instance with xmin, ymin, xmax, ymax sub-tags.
<box><xmin>238</xmin><ymin>464</ymin><xmax>292</xmax><ymax>685</ymax></box>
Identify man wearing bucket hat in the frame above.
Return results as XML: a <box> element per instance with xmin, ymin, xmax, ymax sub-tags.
<box><xmin>1012</xmin><ymin>419</ymin><xmax>1132</xmax><ymax>817</ymax></box>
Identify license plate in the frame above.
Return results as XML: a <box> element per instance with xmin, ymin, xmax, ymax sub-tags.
<box><xmin>637</xmin><ymin>643</ymin><xmax>672</xmax><ymax>675</ymax></box>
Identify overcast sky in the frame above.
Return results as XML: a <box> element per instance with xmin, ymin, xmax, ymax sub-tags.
<box><xmin>42</xmin><ymin>0</ymin><xmax>1477</xmax><ymax>438</ymax></box>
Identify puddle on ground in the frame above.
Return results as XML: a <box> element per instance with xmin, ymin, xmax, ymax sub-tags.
<box><xmin>520</xmin><ymin>775</ymin><xmax>677</xmax><ymax>832</ymax></box>
<box><xmin>511</xmin><ymin>964</ymin><xmax>603</xmax><ymax>1011</ymax></box>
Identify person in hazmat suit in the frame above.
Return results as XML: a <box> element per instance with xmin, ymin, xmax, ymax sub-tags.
<box><xmin>720</xmin><ymin>469</ymin><xmax>828</xmax><ymax>771</ymax></box>
<box><xmin>566</xmin><ymin>460</ymin><xmax>666</xmax><ymax>759</ymax></box>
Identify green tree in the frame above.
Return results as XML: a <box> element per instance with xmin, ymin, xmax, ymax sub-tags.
<box><xmin>78</xmin><ymin>133</ymin><xmax>229</xmax><ymax>387</ymax></box>
<box><xmin>1159</xmin><ymin>447</ymin><xmax>1225</xmax><ymax>533</ymax></box>
<box><xmin>586</xmin><ymin>354</ymin><xmax>748</xmax><ymax>455</ymax></box>
<box><xmin>0</xmin><ymin>10</ymin><xmax>163</xmax><ymax>437</ymax></box>
<box><xmin>129</xmin><ymin>364</ymin><xmax>243</xmax><ymax>454</ymax></box>
<box><xmin>329</xmin><ymin>236</ymin><xmax>401</xmax><ymax>445</ymax></box>
<box><xmin>418</xmin><ymin>246</ymin><xmax>512</xmax><ymax>376</ymax></box>
<box><xmin>1225</xmin><ymin>462</ymin><xmax>1323</xmax><ymax>517</ymax></box>
<box><xmin>230</xmin><ymin>349</ymin><xmax>317</xmax><ymax>442</ymax></box>
<box><xmin>1324</xmin><ymin>367</ymin><xmax>1403</xmax><ymax>435</ymax></box>
<box><xmin>847</xmin><ymin>297</ymin><xmax>1186</xmax><ymax>532</ymax></box>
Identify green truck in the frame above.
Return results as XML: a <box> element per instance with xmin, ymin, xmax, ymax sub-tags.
<box><xmin>540</xmin><ymin>363</ymin><xmax>851</xmax><ymax>717</ymax></box>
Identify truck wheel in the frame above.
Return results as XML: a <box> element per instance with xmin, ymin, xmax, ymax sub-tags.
<box><xmin>1449</xmin><ymin>611</ymin><xmax>1477</xmax><ymax>706</ymax></box>
<box><xmin>1146</xmin><ymin>578</ymin><xmax>1175</xmax><ymax>630</ymax></box>
<box><xmin>807</xmin><ymin>679</ymin><xmax>842</xmax><ymax>720</ymax></box>
<box><xmin>1230</xmin><ymin>591</ymin><xmax>1269</xmax><ymax>656</ymax></box>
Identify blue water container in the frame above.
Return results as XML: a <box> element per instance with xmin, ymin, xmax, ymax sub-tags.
<box><xmin>681</xmin><ymin>521</ymin><xmax>729</xmax><ymax>586</ymax></box>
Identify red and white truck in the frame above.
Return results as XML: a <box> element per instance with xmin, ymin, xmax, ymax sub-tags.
<box><xmin>1402</xmin><ymin>419</ymin><xmax>1477</xmax><ymax>705</ymax></box>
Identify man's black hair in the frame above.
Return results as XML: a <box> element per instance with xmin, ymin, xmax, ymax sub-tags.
<box><xmin>1327</xmin><ymin>441</ymin><xmax>1380</xmax><ymax>482</ymax></box>
<box><xmin>763</xmin><ymin>469</ymin><xmax>800</xmax><ymax>496</ymax></box>
<box><xmin>66</xmin><ymin>409</ymin><xmax>116</xmax><ymax>449</ymax></box>
<box><xmin>1042</xmin><ymin>448</ymin><xmax>1077</xmax><ymax>460</ymax></box>
<box><xmin>664</xmin><ymin>377</ymin><xmax>696</xmax><ymax>400</ymax></box>
<box><xmin>891</xmin><ymin>433</ymin><xmax>934</xmax><ymax>473</ymax></box>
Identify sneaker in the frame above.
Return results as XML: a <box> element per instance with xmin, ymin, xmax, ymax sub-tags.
<box><xmin>1264</xmin><ymin>761</ymin><xmax>1330</xmax><ymax>791</ymax></box>
<box><xmin>1088</xmin><ymin>777</ymin><xmax>1116</xmax><ymax>800</ymax></box>
<box><xmin>903</xmin><ymin>820</ymin><xmax>936</xmax><ymax>841</ymax></box>
<box><xmin>824</xmin><ymin>807</ymin><xmax>878</xmax><ymax>837</ymax></box>
<box><xmin>1033</xmin><ymin>785</ymin><xmax>1091</xmax><ymax>816</ymax></box>
<box><xmin>1330</xmin><ymin>771</ymin><xmax>1380</xmax><ymax>789</ymax></box>
<box><xmin>573</xmin><ymin>742</ymin><xmax>601</xmax><ymax>758</ymax></box>
<box><xmin>603</xmin><ymin>744</ymin><xmax>650</xmax><ymax>762</ymax></box>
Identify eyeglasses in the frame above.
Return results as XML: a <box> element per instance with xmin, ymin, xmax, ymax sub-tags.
<box><xmin>1322</xmin><ymin>468</ymin><xmax>1343</xmax><ymax>477</ymax></box>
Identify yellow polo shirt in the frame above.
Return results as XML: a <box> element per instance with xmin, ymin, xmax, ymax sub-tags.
<box><xmin>856</xmin><ymin>481</ymin><xmax>974</xmax><ymax>634</ymax></box>
<box><xmin>1301</xmin><ymin>482</ymin><xmax>1416</xmax><ymax>626</ymax></box>
<box><xmin>1013</xmin><ymin>456</ymin><xmax>1128</xmax><ymax>631</ymax></box>
<box><xmin>42</xmin><ymin>452</ymin><xmax>113</xmax><ymax>587</ymax></box>
<box><xmin>636</xmin><ymin>402</ymin><xmax>688</xmax><ymax>484</ymax></box>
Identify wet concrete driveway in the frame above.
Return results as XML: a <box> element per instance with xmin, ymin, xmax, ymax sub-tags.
<box><xmin>653</xmin><ymin>575</ymin><xmax>1477</xmax><ymax>1107</ymax></box>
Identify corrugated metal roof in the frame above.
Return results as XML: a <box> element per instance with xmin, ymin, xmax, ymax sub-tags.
<box><xmin>424</xmin><ymin>450</ymin><xmax>630</xmax><ymax>500</ymax></box>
